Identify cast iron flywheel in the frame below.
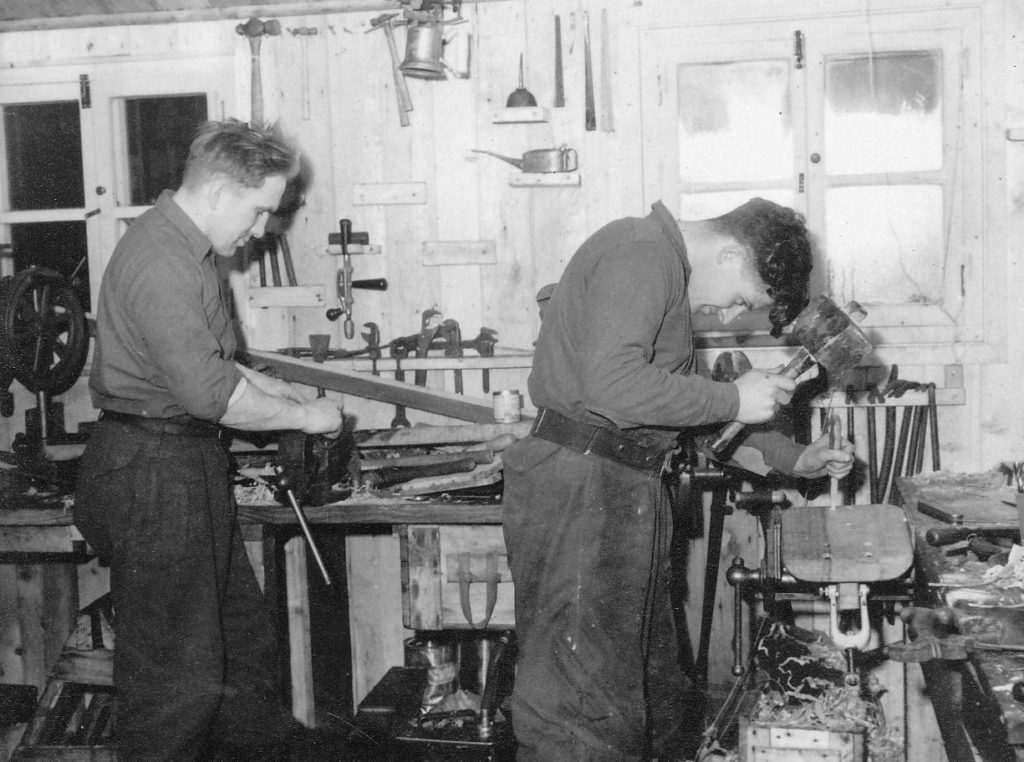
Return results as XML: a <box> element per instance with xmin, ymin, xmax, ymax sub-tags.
<box><xmin>0</xmin><ymin>267</ymin><xmax>89</xmax><ymax>396</ymax></box>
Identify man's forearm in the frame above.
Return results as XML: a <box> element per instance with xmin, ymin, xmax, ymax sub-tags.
<box><xmin>219</xmin><ymin>378</ymin><xmax>311</xmax><ymax>431</ymax></box>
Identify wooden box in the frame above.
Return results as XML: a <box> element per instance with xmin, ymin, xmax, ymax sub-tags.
<box><xmin>739</xmin><ymin>719</ymin><xmax>865</xmax><ymax>762</ymax></box>
<box><xmin>400</xmin><ymin>525</ymin><xmax>514</xmax><ymax>630</ymax></box>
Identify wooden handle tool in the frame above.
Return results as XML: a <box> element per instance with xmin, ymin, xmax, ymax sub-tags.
<box><xmin>828</xmin><ymin>414</ymin><xmax>842</xmax><ymax>507</ymax></box>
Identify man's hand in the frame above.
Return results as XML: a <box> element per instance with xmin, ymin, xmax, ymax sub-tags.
<box><xmin>792</xmin><ymin>430</ymin><xmax>855</xmax><ymax>479</ymax></box>
<box><xmin>299</xmin><ymin>395</ymin><xmax>344</xmax><ymax>438</ymax></box>
<box><xmin>733</xmin><ymin>370</ymin><xmax>796</xmax><ymax>424</ymax></box>
<box><xmin>302</xmin><ymin>397</ymin><xmax>344</xmax><ymax>438</ymax></box>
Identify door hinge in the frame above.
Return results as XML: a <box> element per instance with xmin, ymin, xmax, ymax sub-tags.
<box><xmin>794</xmin><ymin>30</ymin><xmax>804</xmax><ymax>70</ymax></box>
<box><xmin>79</xmin><ymin>74</ymin><xmax>91</xmax><ymax>109</ymax></box>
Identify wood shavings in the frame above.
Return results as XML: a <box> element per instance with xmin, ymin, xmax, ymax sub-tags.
<box><xmin>751</xmin><ymin>684</ymin><xmax>903</xmax><ymax>762</ymax></box>
<box><xmin>233</xmin><ymin>467</ymin><xmax>276</xmax><ymax>505</ymax></box>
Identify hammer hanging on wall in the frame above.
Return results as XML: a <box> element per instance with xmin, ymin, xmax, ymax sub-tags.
<box><xmin>236</xmin><ymin>17</ymin><xmax>281</xmax><ymax>125</ymax></box>
<box><xmin>368</xmin><ymin>14</ymin><xmax>414</xmax><ymax>127</ymax></box>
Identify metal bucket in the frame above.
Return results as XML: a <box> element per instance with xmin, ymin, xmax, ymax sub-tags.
<box><xmin>401</xmin><ymin>22</ymin><xmax>445</xmax><ymax>80</ymax></box>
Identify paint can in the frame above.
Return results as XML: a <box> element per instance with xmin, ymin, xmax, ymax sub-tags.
<box><xmin>493</xmin><ymin>390</ymin><xmax>522</xmax><ymax>422</ymax></box>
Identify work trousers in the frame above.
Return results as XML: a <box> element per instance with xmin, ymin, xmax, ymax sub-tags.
<box><xmin>502</xmin><ymin>436</ymin><xmax>691</xmax><ymax>762</ymax></box>
<box><xmin>74</xmin><ymin>418</ymin><xmax>301</xmax><ymax>761</ymax></box>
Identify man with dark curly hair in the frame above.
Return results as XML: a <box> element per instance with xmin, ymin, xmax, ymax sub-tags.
<box><xmin>502</xmin><ymin>198</ymin><xmax>854</xmax><ymax>761</ymax></box>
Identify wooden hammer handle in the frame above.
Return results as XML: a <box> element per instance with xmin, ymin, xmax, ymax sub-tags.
<box><xmin>381</xmin><ymin>22</ymin><xmax>413</xmax><ymax>126</ymax></box>
<box><xmin>708</xmin><ymin>347</ymin><xmax>814</xmax><ymax>457</ymax></box>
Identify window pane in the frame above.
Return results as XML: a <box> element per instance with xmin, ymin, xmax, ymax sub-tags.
<box><xmin>11</xmin><ymin>221</ymin><xmax>89</xmax><ymax>311</ymax></box>
<box><xmin>126</xmin><ymin>95</ymin><xmax>207</xmax><ymax>206</ymax></box>
<box><xmin>825</xmin><ymin>51</ymin><xmax>941</xmax><ymax>174</ymax></box>
<box><xmin>3</xmin><ymin>101</ymin><xmax>84</xmax><ymax>210</ymax></box>
<box><xmin>826</xmin><ymin>185</ymin><xmax>943</xmax><ymax>305</ymax></box>
<box><xmin>677</xmin><ymin>59</ymin><xmax>793</xmax><ymax>184</ymax></box>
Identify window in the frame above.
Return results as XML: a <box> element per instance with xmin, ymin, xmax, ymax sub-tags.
<box><xmin>0</xmin><ymin>59</ymin><xmax>229</xmax><ymax>312</ymax></box>
<box><xmin>0</xmin><ymin>85</ymin><xmax>90</xmax><ymax>308</ymax></box>
<box><xmin>640</xmin><ymin>8</ymin><xmax>987</xmax><ymax>359</ymax></box>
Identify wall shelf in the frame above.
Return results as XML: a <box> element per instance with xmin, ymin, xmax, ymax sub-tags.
<box><xmin>508</xmin><ymin>172</ymin><xmax>581</xmax><ymax>188</ymax></box>
<box><xmin>490</xmin><ymin>107</ymin><xmax>549</xmax><ymax>124</ymax></box>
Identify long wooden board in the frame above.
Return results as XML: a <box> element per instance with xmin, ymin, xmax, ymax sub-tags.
<box><xmin>248</xmin><ymin>349</ymin><xmax>495</xmax><ymax>423</ymax></box>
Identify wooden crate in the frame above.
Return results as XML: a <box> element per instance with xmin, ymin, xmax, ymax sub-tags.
<box><xmin>739</xmin><ymin>718</ymin><xmax>865</xmax><ymax>762</ymax></box>
<box><xmin>11</xmin><ymin>596</ymin><xmax>116</xmax><ymax>761</ymax></box>
<box><xmin>400</xmin><ymin>525</ymin><xmax>514</xmax><ymax>630</ymax></box>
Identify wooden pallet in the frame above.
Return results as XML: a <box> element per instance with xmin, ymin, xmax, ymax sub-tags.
<box><xmin>11</xmin><ymin>596</ymin><xmax>116</xmax><ymax>761</ymax></box>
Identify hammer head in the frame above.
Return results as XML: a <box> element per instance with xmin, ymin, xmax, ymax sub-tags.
<box><xmin>789</xmin><ymin>295</ymin><xmax>872</xmax><ymax>385</ymax></box>
<box><xmin>236</xmin><ymin>17</ymin><xmax>281</xmax><ymax>38</ymax></box>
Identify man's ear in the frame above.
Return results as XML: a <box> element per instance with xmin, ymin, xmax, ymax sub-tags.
<box><xmin>206</xmin><ymin>178</ymin><xmax>232</xmax><ymax>211</ymax></box>
<box><xmin>716</xmin><ymin>243</ymin><xmax>749</xmax><ymax>266</ymax></box>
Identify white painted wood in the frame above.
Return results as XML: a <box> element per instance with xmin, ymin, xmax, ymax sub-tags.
<box><xmin>352</xmin><ymin>182</ymin><xmax>428</xmax><ymax>205</ymax></box>
<box><xmin>491</xmin><ymin>107</ymin><xmax>550</xmax><ymax>123</ymax></box>
<box><xmin>247</xmin><ymin>285</ymin><xmax>326</xmax><ymax>308</ymax></box>
<box><xmin>423</xmin><ymin>240</ymin><xmax>497</xmax><ymax>266</ymax></box>
<box><xmin>508</xmin><ymin>171</ymin><xmax>581</xmax><ymax>187</ymax></box>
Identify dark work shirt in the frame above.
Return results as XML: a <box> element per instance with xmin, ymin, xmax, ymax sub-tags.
<box><xmin>529</xmin><ymin>200</ymin><xmax>802</xmax><ymax>473</ymax></box>
<box><xmin>89</xmin><ymin>190</ymin><xmax>241</xmax><ymax>421</ymax></box>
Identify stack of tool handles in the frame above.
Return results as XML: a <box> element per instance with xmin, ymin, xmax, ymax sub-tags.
<box><xmin>820</xmin><ymin>371</ymin><xmax>940</xmax><ymax>506</ymax></box>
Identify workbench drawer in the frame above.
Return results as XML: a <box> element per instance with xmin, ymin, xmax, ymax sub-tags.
<box><xmin>400</xmin><ymin>525</ymin><xmax>514</xmax><ymax>630</ymax></box>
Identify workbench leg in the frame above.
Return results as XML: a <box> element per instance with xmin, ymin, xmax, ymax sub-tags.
<box><xmin>285</xmin><ymin>537</ymin><xmax>316</xmax><ymax>727</ymax></box>
<box><xmin>241</xmin><ymin>522</ymin><xmax>265</xmax><ymax>592</ymax></box>
<box><xmin>919</xmin><ymin>661</ymin><xmax>978</xmax><ymax>762</ymax></box>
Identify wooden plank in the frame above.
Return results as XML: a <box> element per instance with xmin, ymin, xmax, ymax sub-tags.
<box><xmin>401</xmin><ymin>526</ymin><xmax>442</xmax><ymax>630</ymax></box>
<box><xmin>247</xmin><ymin>349</ymin><xmax>495</xmax><ymax>423</ymax></box>
<box><xmin>782</xmin><ymin>504</ymin><xmax>914</xmax><ymax>583</ymax></box>
<box><xmin>0</xmin><ymin>527</ymin><xmax>79</xmax><ymax>554</ymax></box>
<box><xmin>422</xmin><ymin>240</ymin><xmax>497</xmax><ymax>267</ymax></box>
<box><xmin>509</xmin><ymin>172</ymin><xmax>581</xmax><ymax>187</ymax></box>
<box><xmin>247</xmin><ymin>286</ymin><xmax>326</xmax><ymax>308</ymax></box>
<box><xmin>237</xmin><ymin>501</ymin><xmax>503</xmax><ymax>526</ymax></box>
<box><xmin>284</xmin><ymin>537</ymin><xmax>315</xmax><ymax>726</ymax></box>
<box><xmin>356</xmin><ymin>421</ymin><xmax>531</xmax><ymax>447</ymax></box>
<box><xmin>53</xmin><ymin>648</ymin><xmax>113</xmax><ymax>686</ymax></box>
<box><xmin>352</xmin><ymin>182</ymin><xmax>427</xmax><ymax>206</ymax></box>
<box><xmin>346</xmin><ymin>532</ymin><xmax>406</xmax><ymax>706</ymax></box>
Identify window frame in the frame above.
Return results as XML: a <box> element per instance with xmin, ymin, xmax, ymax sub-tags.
<box><xmin>0</xmin><ymin>57</ymin><xmax>231</xmax><ymax>311</ymax></box>
<box><xmin>639</xmin><ymin>7</ymin><xmax>993</xmax><ymax>364</ymax></box>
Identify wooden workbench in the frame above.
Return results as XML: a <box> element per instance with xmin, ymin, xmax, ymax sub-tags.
<box><xmin>898</xmin><ymin>471</ymin><xmax>1024</xmax><ymax>762</ymax></box>
<box><xmin>0</xmin><ymin>463</ymin><xmax>507</xmax><ymax>728</ymax></box>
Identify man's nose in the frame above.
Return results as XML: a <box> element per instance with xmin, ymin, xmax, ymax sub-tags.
<box><xmin>250</xmin><ymin>213</ymin><xmax>269</xmax><ymax>238</ymax></box>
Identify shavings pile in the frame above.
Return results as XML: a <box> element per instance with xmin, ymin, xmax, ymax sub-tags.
<box><xmin>751</xmin><ymin>684</ymin><xmax>903</xmax><ymax>762</ymax></box>
<box><xmin>233</xmin><ymin>467</ymin><xmax>276</xmax><ymax>505</ymax></box>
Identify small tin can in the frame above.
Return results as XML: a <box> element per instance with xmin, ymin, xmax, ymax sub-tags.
<box><xmin>493</xmin><ymin>389</ymin><xmax>522</xmax><ymax>422</ymax></box>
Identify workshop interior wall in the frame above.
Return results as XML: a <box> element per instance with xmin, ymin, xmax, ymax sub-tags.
<box><xmin>0</xmin><ymin>0</ymin><xmax>1023</xmax><ymax>754</ymax></box>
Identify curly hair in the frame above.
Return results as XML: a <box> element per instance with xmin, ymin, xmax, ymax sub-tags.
<box><xmin>182</xmin><ymin>119</ymin><xmax>299</xmax><ymax>190</ymax></box>
<box><xmin>709</xmin><ymin>198</ymin><xmax>813</xmax><ymax>336</ymax></box>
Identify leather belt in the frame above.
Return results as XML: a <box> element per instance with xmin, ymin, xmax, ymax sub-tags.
<box><xmin>530</xmin><ymin>407</ymin><xmax>668</xmax><ymax>474</ymax></box>
<box><xmin>100</xmin><ymin>410</ymin><xmax>222</xmax><ymax>439</ymax></box>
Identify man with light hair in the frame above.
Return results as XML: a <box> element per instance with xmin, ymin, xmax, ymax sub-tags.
<box><xmin>76</xmin><ymin>119</ymin><xmax>347</xmax><ymax>760</ymax></box>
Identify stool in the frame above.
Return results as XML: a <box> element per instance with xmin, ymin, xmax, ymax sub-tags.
<box><xmin>11</xmin><ymin>595</ymin><xmax>116</xmax><ymax>761</ymax></box>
